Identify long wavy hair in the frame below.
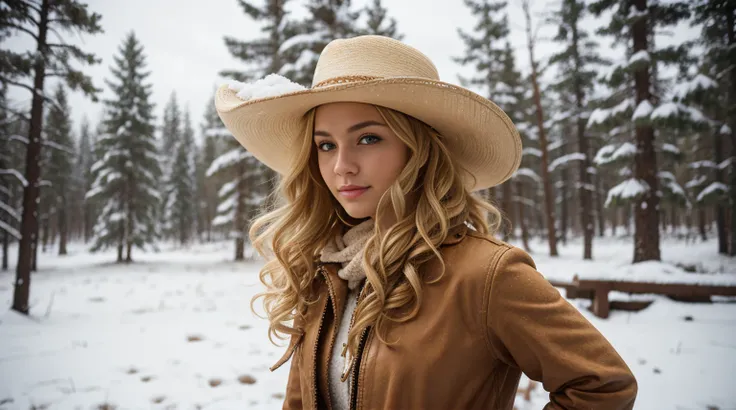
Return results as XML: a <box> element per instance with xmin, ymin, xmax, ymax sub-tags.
<box><xmin>249</xmin><ymin>104</ymin><xmax>504</xmax><ymax>360</ymax></box>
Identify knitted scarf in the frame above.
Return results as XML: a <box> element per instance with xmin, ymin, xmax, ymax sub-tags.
<box><xmin>319</xmin><ymin>218</ymin><xmax>375</xmax><ymax>289</ymax></box>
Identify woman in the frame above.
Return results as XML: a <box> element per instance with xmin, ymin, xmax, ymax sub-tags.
<box><xmin>215</xmin><ymin>35</ymin><xmax>637</xmax><ymax>410</ymax></box>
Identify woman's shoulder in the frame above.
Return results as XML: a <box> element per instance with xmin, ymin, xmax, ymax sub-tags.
<box><xmin>440</xmin><ymin>228</ymin><xmax>538</xmax><ymax>283</ymax></box>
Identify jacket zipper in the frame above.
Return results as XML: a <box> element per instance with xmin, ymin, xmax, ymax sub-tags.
<box><xmin>320</xmin><ymin>264</ymin><xmax>340</xmax><ymax>410</ymax></box>
<box><xmin>319</xmin><ymin>265</ymin><xmax>370</xmax><ymax>410</ymax></box>
<box><xmin>313</xmin><ymin>265</ymin><xmax>335</xmax><ymax>410</ymax></box>
<box><xmin>349</xmin><ymin>325</ymin><xmax>371</xmax><ymax>410</ymax></box>
<box><xmin>340</xmin><ymin>280</ymin><xmax>368</xmax><ymax>381</ymax></box>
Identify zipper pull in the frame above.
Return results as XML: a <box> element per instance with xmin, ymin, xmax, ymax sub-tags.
<box><xmin>340</xmin><ymin>355</ymin><xmax>355</xmax><ymax>382</ymax></box>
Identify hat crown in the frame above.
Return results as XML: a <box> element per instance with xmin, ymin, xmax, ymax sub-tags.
<box><xmin>312</xmin><ymin>35</ymin><xmax>440</xmax><ymax>88</ymax></box>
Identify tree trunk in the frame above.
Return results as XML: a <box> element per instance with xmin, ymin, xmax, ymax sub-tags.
<box><xmin>631</xmin><ymin>0</ymin><xmax>660</xmax><ymax>262</ymax></box>
<box><xmin>13</xmin><ymin>0</ymin><xmax>50</xmax><ymax>314</ymax></box>
<box><xmin>560</xmin><ymin>169</ymin><xmax>568</xmax><ymax>245</ymax></box>
<box><xmin>58</xmin><ymin>191</ymin><xmax>67</xmax><ymax>255</ymax></box>
<box><xmin>117</xmin><ymin>221</ymin><xmax>124</xmax><ymax>263</ymax></box>
<box><xmin>516</xmin><ymin>180</ymin><xmax>531</xmax><ymax>252</ymax></box>
<box><xmin>698</xmin><ymin>206</ymin><xmax>707</xmax><ymax>241</ymax></box>
<box><xmin>712</xmin><ymin>128</ymin><xmax>728</xmax><ymax>253</ymax></box>
<box><xmin>725</xmin><ymin>6</ymin><xmax>736</xmax><ymax>255</ymax></box>
<box><xmin>523</xmin><ymin>0</ymin><xmax>558</xmax><ymax>256</ymax></box>
<box><xmin>2</xmin><ymin>228</ymin><xmax>8</xmax><ymax>271</ymax></box>
<box><xmin>501</xmin><ymin>181</ymin><xmax>513</xmax><ymax>240</ymax></box>
<box><xmin>596</xmin><ymin>177</ymin><xmax>606</xmax><ymax>237</ymax></box>
<box><xmin>234</xmin><ymin>165</ymin><xmax>246</xmax><ymax>261</ymax></box>
<box><xmin>84</xmin><ymin>201</ymin><xmax>93</xmax><ymax>243</ymax></box>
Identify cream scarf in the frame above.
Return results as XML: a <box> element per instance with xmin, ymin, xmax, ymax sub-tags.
<box><xmin>319</xmin><ymin>218</ymin><xmax>375</xmax><ymax>289</ymax></box>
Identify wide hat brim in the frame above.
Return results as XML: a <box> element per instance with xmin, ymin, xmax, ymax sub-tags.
<box><xmin>215</xmin><ymin>76</ymin><xmax>522</xmax><ymax>192</ymax></box>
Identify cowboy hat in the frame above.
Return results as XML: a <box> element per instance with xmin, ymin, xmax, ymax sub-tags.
<box><xmin>214</xmin><ymin>35</ymin><xmax>521</xmax><ymax>192</ymax></box>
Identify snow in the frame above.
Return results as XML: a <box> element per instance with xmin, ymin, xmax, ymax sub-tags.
<box><xmin>216</xmin><ymin>196</ymin><xmax>237</xmax><ymax>214</ymax></box>
<box><xmin>628</xmin><ymin>50</ymin><xmax>650</xmax><ymax>66</ymax></box>
<box><xmin>206</xmin><ymin>148</ymin><xmax>253</xmax><ymax>178</ymax></box>
<box><xmin>685</xmin><ymin>175</ymin><xmax>707</xmax><ymax>189</ymax></box>
<box><xmin>593</xmin><ymin>144</ymin><xmax>616</xmax><ymax>165</ymax></box>
<box><xmin>595</xmin><ymin>142</ymin><xmax>637</xmax><ymax>166</ymax></box>
<box><xmin>587</xmin><ymin>98</ymin><xmax>634</xmax><ymax>128</ymax></box>
<box><xmin>204</xmin><ymin>127</ymin><xmax>231</xmax><ymax>138</ymax></box>
<box><xmin>547</xmin><ymin>153</ymin><xmax>586</xmax><ymax>172</ymax></box>
<box><xmin>0</xmin><ymin>220</ymin><xmax>21</xmax><ymax>240</ymax></box>
<box><xmin>671</xmin><ymin>74</ymin><xmax>717</xmax><ymax>101</ymax></box>
<box><xmin>0</xmin><ymin>200</ymin><xmax>20</xmax><ymax>222</ymax></box>
<box><xmin>277</xmin><ymin>31</ymin><xmax>327</xmax><ymax>54</ymax></box>
<box><xmin>212</xmin><ymin>211</ymin><xmax>235</xmax><ymax>227</ymax></box>
<box><xmin>721</xmin><ymin>124</ymin><xmax>732</xmax><ymax>135</ymax></box>
<box><xmin>658</xmin><ymin>172</ymin><xmax>687</xmax><ymax>200</ymax></box>
<box><xmin>1</xmin><ymin>236</ymin><xmax>735</xmax><ymax>409</ymax></box>
<box><xmin>689</xmin><ymin>160</ymin><xmax>717</xmax><ymax>170</ymax></box>
<box><xmin>227</xmin><ymin>74</ymin><xmax>306</xmax><ymax>102</ymax></box>
<box><xmin>651</xmin><ymin>102</ymin><xmax>707</xmax><ymax>124</ymax></box>
<box><xmin>512</xmin><ymin>167</ymin><xmax>541</xmax><ymax>183</ymax></box>
<box><xmin>0</xmin><ymin>169</ymin><xmax>28</xmax><ymax>187</ymax></box>
<box><xmin>218</xmin><ymin>181</ymin><xmax>237</xmax><ymax>198</ymax></box>
<box><xmin>522</xmin><ymin>147</ymin><xmax>542</xmax><ymax>158</ymax></box>
<box><xmin>605</xmin><ymin>178</ymin><xmax>649</xmax><ymax>207</ymax></box>
<box><xmin>661</xmin><ymin>143</ymin><xmax>680</xmax><ymax>155</ymax></box>
<box><xmin>696</xmin><ymin>182</ymin><xmax>728</xmax><ymax>202</ymax></box>
<box><xmin>632</xmin><ymin>100</ymin><xmax>653</xmax><ymax>120</ymax></box>
<box><xmin>625</xmin><ymin>5</ymin><xmax>647</xmax><ymax>21</ymax></box>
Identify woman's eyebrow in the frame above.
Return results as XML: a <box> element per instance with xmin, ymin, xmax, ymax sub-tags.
<box><xmin>314</xmin><ymin>120</ymin><xmax>388</xmax><ymax>138</ymax></box>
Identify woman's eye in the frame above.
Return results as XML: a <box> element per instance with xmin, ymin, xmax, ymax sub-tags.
<box><xmin>318</xmin><ymin>142</ymin><xmax>335</xmax><ymax>151</ymax></box>
<box><xmin>359</xmin><ymin>134</ymin><xmax>381</xmax><ymax>144</ymax></box>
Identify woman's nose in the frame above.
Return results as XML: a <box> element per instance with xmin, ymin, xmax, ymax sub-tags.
<box><xmin>333</xmin><ymin>147</ymin><xmax>358</xmax><ymax>176</ymax></box>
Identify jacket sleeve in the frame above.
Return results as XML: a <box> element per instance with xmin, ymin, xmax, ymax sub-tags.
<box><xmin>282</xmin><ymin>342</ymin><xmax>303</xmax><ymax>410</ymax></box>
<box><xmin>484</xmin><ymin>246</ymin><xmax>638</xmax><ymax>410</ymax></box>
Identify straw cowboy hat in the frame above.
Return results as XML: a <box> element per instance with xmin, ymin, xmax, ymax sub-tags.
<box><xmin>214</xmin><ymin>35</ymin><xmax>522</xmax><ymax>192</ymax></box>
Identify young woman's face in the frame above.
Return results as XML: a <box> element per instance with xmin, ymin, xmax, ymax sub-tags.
<box><xmin>313</xmin><ymin>102</ymin><xmax>409</xmax><ymax>220</ymax></box>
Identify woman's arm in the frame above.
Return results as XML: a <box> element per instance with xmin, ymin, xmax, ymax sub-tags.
<box><xmin>484</xmin><ymin>246</ymin><xmax>638</xmax><ymax>410</ymax></box>
<box><xmin>282</xmin><ymin>345</ymin><xmax>303</xmax><ymax>410</ymax></box>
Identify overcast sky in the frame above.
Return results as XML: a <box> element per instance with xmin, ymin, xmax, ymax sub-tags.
<box><xmin>5</xmin><ymin>0</ymin><xmax>700</xmax><ymax>144</ymax></box>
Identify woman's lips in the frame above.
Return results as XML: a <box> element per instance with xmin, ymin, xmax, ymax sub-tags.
<box><xmin>339</xmin><ymin>187</ymin><xmax>369</xmax><ymax>199</ymax></box>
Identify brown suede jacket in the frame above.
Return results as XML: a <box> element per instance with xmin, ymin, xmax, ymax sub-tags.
<box><xmin>269</xmin><ymin>224</ymin><xmax>638</xmax><ymax>409</ymax></box>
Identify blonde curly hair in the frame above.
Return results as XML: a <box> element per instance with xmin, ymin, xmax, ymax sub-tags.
<box><xmin>249</xmin><ymin>104</ymin><xmax>503</xmax><ymax>362</ymax></box>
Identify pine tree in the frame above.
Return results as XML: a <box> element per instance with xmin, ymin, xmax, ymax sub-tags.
<box><xmin>498</xmin><ymin>42</ymin><xmax>535</xmax><ymax>250</ymax></box>
<box><xmin>2</xmin><ymin>0</ymin><xmax>102</xmax><ymax>314</ymax></box>
<box><xmin>164</xmin><ymin>107</ymin><xmax>198</xmax><ymax>245</ymax></box>
<box><xmin>453</xmin><ymin>0</ymin><xmax>511</xmax><ymax>227</ymax></box>
<box><xmin>281</xmin><ymin>0</ymin><xmax>362</xmax><ymax>86</ymax></box>
<box><xmin>589</xmin><ymin>0</ymin><xmax>691</xmax><ymax>262</ymax></box>
<box><xmin>453</xmin><ymin>0</ymin><xmax>509</xmax><ymax>101</ymax></box>
<box><xmin>548</xmin><ymin>0</ymin><xmax>608</xmax><ymax>259</ymax></box>
<box><xmin>87</xmin><ymin>32</ymin><xmax>161</xmax><ymax>263</ymax></box>
<box><xmin>361</xmin><ymin>0</ymin><xmax>403</xmax><ymax>39</ymax></box>
<box><xmin>522</xmin><ymin>0</ymin><xmax>558</xmax><ymax>256</ymax></box>
<box><xmin>77</xmin><ymin>116</ymin><xmax>95</xmax><ymax>242</ymax></box>
<box><xmin>0</xmin><ymin>84</ymin><xmax>24</xmax><ymax>270</ymax></box>
<box><xmin>160</xmin><ymin>92</ymin><xmax>181</xmax><ymax>154</ymax></box>
<box><xmin>44</xmin><ymin>83</ymin><xmax>75</xmax><ymax>255</ymax></box>
<box><xmin>221</xmin><ymin>0</ymin><xmax>299</xmax><ymax>196</ymax></box>
<box><xmin>691</xmin><ymin>0</ymin><xmax>736</xmax><ymax>254</ymax></box>
<box><xmin>160</xmin><ymin>92</ymin><xmax>182</xmax><ymax>239</ymax></box>
<box><xmin>205</xmin><ymin>130</ymin><xmax>264</xmax><ymax>260</ymax></box>
<box><xmin>197</xmin><ymin>94</ymin><xmax>226</xmax><ymax>242</ymax></box>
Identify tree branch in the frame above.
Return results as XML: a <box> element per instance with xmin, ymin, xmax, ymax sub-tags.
<box><xmin>0</xmin><ymin>76</ymin><xmax>35</xmax><ymax>95</ymax></box>
<box><xmin>17</xmin><ymin>0</ymin><xmax>42</xmax><ymax>15</ymax></box>
<box><xmin>2</xmin><ymin>22</ymin><xmax>39</xmax><ymax>41</ymax></box>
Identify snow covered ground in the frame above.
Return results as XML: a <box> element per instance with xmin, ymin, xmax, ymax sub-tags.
<box><xmin>0</xmin><ymin>236</ymin><xmax>735</xmax><ymax>409</ymax></box>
